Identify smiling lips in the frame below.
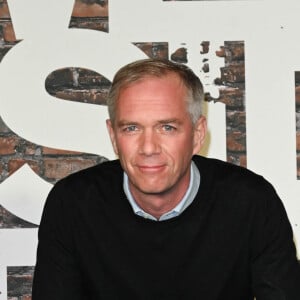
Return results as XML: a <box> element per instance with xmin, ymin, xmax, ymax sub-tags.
<box><xmin>137</xmin><ymin>164</ymin><xmax>166</xmax><ymax>174</ymax></box>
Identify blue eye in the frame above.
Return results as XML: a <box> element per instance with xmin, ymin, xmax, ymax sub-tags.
<box><xmin>163</xmin><ymin>124</ymin><xmax>175</xmax><ymax>131</ymax></box>
<box><xmin>124</xmin><ymin>125</ymin><xmax>137</xmax><ymax>132</ymax></box>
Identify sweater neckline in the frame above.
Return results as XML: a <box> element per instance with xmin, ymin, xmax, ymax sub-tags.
<box><xmin>118</xmin><ymin>156</ymin><xmax>215</xmax><ymax>228</ymax></box>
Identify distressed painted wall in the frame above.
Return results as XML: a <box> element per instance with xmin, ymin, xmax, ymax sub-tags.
<box><xmin>0</xmin><ymin>0</ymin><xmax>299</xmax><ymax>298</ymax></box>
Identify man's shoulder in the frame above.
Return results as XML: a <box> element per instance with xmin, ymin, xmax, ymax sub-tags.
<box><xmin>42</xmin><ymin>160</ymin><xmax>124</xmax><ymax>219</ymax></box>
<box><xmin>54</xmin><ymin>159</ymin><xmax>123</xmax><ymax>192</ymax></box>
<box><xmin>192</xmin><ymin>155</ymin><xmax>271</xmax><ymax>192</ymax></box>
<box><xmin>192</xmin><ymin>156</ymin><xmax>284</xmax><ymax>226</ymax></box>
<box><xmin>193</xmin><ymin>155</ymin><xmax>257</xmax><ymax>177</ymax></box>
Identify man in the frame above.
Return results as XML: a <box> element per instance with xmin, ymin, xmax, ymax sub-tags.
<box><xmin>32</xmin><ymin>59</ymin><xmax>300</xmax><ymax>299</ymax></box>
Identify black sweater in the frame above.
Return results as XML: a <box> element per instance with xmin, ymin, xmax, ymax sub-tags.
<box><xmin>32</xmin><ymin>156</ymin><xmax>300</xmax><ymax>299</ymax></box>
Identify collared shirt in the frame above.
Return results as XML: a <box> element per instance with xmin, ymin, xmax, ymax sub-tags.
<box><xmin>123</xmin><ymin>161</ymin><xmax>201</xmax><ymax>221</ymax></box>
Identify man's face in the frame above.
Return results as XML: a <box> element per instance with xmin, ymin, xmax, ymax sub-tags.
<box><xmin>107</xmin><ymin>73</ymin><xmax>206</xmax><ymax>202</ymax></box>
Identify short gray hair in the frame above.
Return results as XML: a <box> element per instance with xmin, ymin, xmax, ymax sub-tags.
<box><xmin>107</xmin><ymin>58</ymin><xmax>204</xmax><ymax>125</ymax></box>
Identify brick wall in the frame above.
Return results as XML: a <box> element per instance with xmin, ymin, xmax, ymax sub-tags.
<box><xmin>1</xmin><ymin>0</ymin><xmax>246</xmax><ymax>298</ymax></box>
<box><xmin>0</xmin><ymin>2</ymin><xmax>246</xmax><ymax>226</ymax></box>
<box><xmin>206</xmin><ymin>41</ymin><xmax>246</xmax><ymax>166</ymax></box>
<box><xmin>295</xmin><ymin>72</ymin><xmax>300</xmax><ymax>179</ymax></box>
<box><xmin>0</xmin><ymin>0</ymin><xmax>109</xmax><ymax>228</ymax></box>
<box><xmin>7</xmin><ymin>267</ymin><xmax>34</xmax><ymax>300</ymax></box>
<box><xmin>1</xmin><ymin>1</ymin><xmax>108</xmax><ymax>298</ymax></box>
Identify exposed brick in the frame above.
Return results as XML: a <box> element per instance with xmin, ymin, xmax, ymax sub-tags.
<box><xmin>133</xmin><ymin>42</ymin><xmax>168</xmax><ymax>59</ymax></box>
<box><xmin>72</xmin><ymin>0</ymin><xmax>108</xmax><ymax>18</ymax></box>
<box><xmin>7</xmin><ymin>159</ymin><xmax>41</xmax><ymax>177</ymax></box>
<box><xmin>76</xmin><ymin>69</ymin><xmax>110</xmax><ymax>87</ymax></box>
<box><xmin>45</xmin><ymin>67</ymin><xmax>111</xmax><ymax>105</ymax></box>
<box><xmin>216</xmin><ymin>46</ymin><xmax>225</xmax><ymax>57</ymax></box>
<box><xmin>224</xmin><ymin>42</ymin><xmax>245</xmax><ymax>62</ymax></box>
<box><xmin>24</xmin><ymin>143</ymin><xmax>39</xmax><ymax>156</ymax></box>
<box><xmin>0</xmin><ymin>136</ymin><xmax>19</xmax><ymax>155</ymax></box>
<box><xmin>0</xmin><ymin>205</ymin><xmax>37</xmax><ymax>228</ymax></box>
<box><xmin>46</xmin><ymin>68</ymin><xmax>75</xmax><ymax>88</ymax></box>
<box><xmin>200</xmin><ymin>41</ymin><xmax>209</xmax><ymax>54</ymax></box>
<box><xmin>3</xmin><ymin>22</ymin><xmax>16</xmax><ymax>42</ymax></box>
<box><xmin>0</xmin><ymin>116</ymin><xmax>10</xmax><ymax>133</ymax></box>
<box><xmin>27</xmin><ymin>161</ymin><xmax>40</xmax><ymax>174</ymax></box>
<box><xmin>55</xmin><ymin>88</ymin><xmax>108</xmax><ymax>105</ymax></box>
<box><xmin>7</xmin><ymin>159</ymin><xmax>26</xmax><ymax>175</ymax></box>
<box><xmin>297</xmin><ymin>132</ymin><xmax>300</xmax><ymax>151</ymax></box>
<box><xmin>42</xmin><ymin>147</ymin><xmax>82</xmax><ymax>155</ymax></box>
<box><xmin>295</xmin><ymin>71</ymin><xmax>300</xmax><ymax>83</ymax></box>
<box><xmin>296</xmin><ymin>112</ymin><xmax>300</xmax><ymax>131</ymax></box>
<box><xmin>69</xmin><ymin>17</ymin><xmax>108</xmax><ymax>32</ymax></box>
<box><xmin>295</xmin><ymin>86</ymin><xmax>300</xmax><ymax>106</ymax></box>
<box><xmin>0</xmin><ymin>1</ymin><xmax>10</xmax><ymax>18</ymax></box>
<box><xmin>44</xmin><ymin>158</ymin><xmax>97</xmax><ymax>181</ymax></box>
<box><xmin>205</xmin><ymin>42</ymin><xmax>246</xmax><ymax>165</ymax></box>
<box><xmin>297</xmin><ymin>155</ymin><xmax>300</xmax><ymax>179</ymax></box>
<box><xmin>14</xmin><ymin>140</ymin><xmax>38</xmax><ymax>156</ymax></box>
<box><xmin>227</xmin><ymin>131</ymin><xmax>246</xmax><ymax>152</ymax></box>
<box><xmin>216</xmin><ymin>41</ymin><xmax>245</xmax><ymax>62</ymax></box>
<box><xmin>171</xmin><ymin>47</ymin><xmax>187</xmax><ymax>63</ymax></box>
<box><xmin>0</xmin><ymin>23</ymin><xmax>3</xmax><ymax>39</ymax></box>
<box><xmin>0</xmin><ymin>44</ymin><xmax>11</xmax><ymax>62</ymax></box>
<box><xmin>226</xmin><ymin>111</ymin><xmax>246</xmax><ymax>130</ymax></box>
<box><xmin>207</xmin><ymin>87</ymin><xmax>244</xmax><ymax>110</ymax></box>
<box><xmin>220</xmin><ymin>64</ymin><xmax>245</xmax><ymax>83</ymax></box>
<box><xmin>0</xmin><ymin>0</ymin><xmax>112</xmax><ymax>233</ymax></box>
<box><xmin>227</xmin><ymin>153</ymin><xmax>247</xmax><ymax>167</ymax></box>
<box><xmin>7</xmin><ymin>267</ymin><xmax>34</xmax><ymax>298</ymax></box>
<box><xmin>239</xmin><ymin>154</ymin><xmax>247</xmax><ymax>167</ymax></box>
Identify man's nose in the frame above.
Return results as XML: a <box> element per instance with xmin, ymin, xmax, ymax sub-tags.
<box><xmin>139</xmin><ymin>129</ymin><xmax>161</xmax><ymax>155</ymax></box>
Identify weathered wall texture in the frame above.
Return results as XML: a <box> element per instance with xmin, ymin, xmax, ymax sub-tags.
<box><xmin>1</xmin><ymin>1</ymin><xmax>109</xmax><ymax>298</ymax></box>
<box><xmin>1</xmin><ymin>0</ymin><xmax>246</xmax><ymax>298</ymax></box>
<box><xmin>0</xmin><ymin>0</ymin><xmax>245</xmax><ymax>229</ymax></box>
<box><xmin>0</xmin><ymin>0</ymin><xmax>109</xmax><ymax>230</ymax></box>
<box><xmin>7</xmin><ymin>267</ymin><xmax>34</xmax><ymax>300</ymax></box>
<box><xmin>295</xmin><ymin>72</ymin><xmax>300</xmax><ymax>180</ymax></box>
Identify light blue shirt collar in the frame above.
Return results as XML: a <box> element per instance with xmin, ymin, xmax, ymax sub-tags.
<box><xmin>123</xmin><ymin>161</ymin><xmax>200</xmax><ymax>221</ymax></box>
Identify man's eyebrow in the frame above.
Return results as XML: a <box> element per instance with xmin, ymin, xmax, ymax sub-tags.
<box><xmin>157</xmin><ymin>118</ymin><xmax>182</xmax><ymax>124</ymax></box>
<box><xmin>115</xmin><ymin>120</ymin><xmax>139</xmax><ymax>127</ymax></box>
<box><xmin>115</xmin><ymin>119</ymin><xmax>183</xmax><ymax>127</ymax></box>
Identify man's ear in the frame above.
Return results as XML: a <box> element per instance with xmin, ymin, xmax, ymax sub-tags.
<box><xmin>193</xmin><ymin>116</ymin><xmax>207</xmax><ymax>155</ymax></box>
<box><xmin>106</xmin><ymin>119</ymin><xmax>119</xmax><ymax>156</ymax></box>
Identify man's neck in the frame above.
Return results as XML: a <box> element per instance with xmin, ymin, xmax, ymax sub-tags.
<box><xmin>130</xmin><ymin>188</ymin><xmax>189</xmax><ymax>219</ymax></box>
<box><xmin>123</xmin><ymin>161</ymin><xmax>201</xmax><ymax>221</ymax></box>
